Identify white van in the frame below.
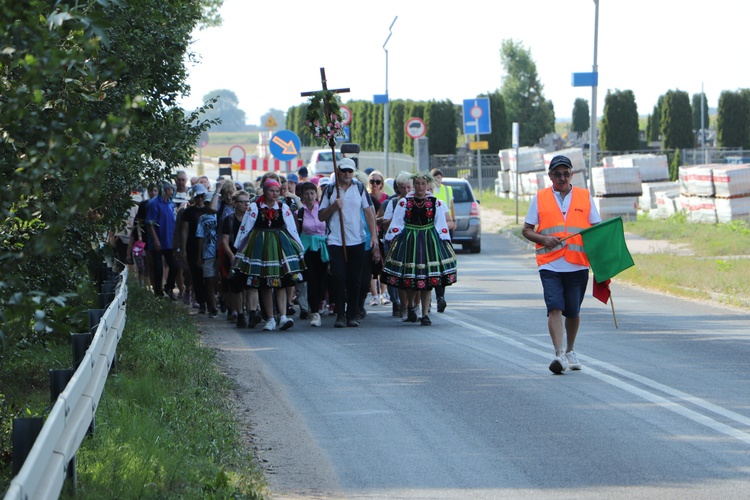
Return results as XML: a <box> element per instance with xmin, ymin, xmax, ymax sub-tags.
<box><xmin>307</xmin><ymin>149</ymin><xmax>343</xmax><ymax>177</ymax></box>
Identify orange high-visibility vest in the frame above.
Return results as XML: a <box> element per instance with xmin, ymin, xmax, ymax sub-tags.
<box><xmin>535</xmin><ymin>186</ymin><xmax>591</xmax><ymax>266</ymax></box>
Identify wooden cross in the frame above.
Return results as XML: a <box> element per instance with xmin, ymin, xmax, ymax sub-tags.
<box><xmin>301</xmin><ymin>68</ymin><xmax>351</xmax><ymax>256</ymax></box>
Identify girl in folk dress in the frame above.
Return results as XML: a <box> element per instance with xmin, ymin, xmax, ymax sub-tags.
<box><xmin>232</xmin><ymin>180</ymin><xmax>306</xmax><ymax>331</ymax></box>
<box><xmin>382</xmin><ymin>172</ymin><xmax>457</xmax><ymax>326</ymax></box>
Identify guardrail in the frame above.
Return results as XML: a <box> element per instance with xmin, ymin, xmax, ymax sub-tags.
<box><xmin>4</xmin><ymin>267</ymin><xmax>128</xmax><ymax>500</ymax></box>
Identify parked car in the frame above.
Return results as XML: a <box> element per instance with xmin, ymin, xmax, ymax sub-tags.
<box><xmin>307</xmin><ymin>149</ymin><xmax>343</xmax><ymax>177</ymax></box>
<box><xmin>442</xmin><ymin>177</ymin><xmax>481</xmax><ymax>253</ymax></box>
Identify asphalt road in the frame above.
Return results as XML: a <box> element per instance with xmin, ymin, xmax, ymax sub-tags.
<box><xmin>200</xmin><ymin>232</ymin><xmax>750</xmax><ymax>500</ymax></box>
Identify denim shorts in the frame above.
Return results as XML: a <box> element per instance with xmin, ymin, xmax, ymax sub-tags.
<box><xmin>539</xmin><ymin>269</ymin><xmax>589</xmax><ymax>318</ymax></box>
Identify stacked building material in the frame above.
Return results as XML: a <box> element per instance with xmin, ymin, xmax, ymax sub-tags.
<box><xmin>590</xmin><ymin>167</ymin><xmax>641</xmax><ymax>220</ymax></box>
<box><xmin>610</xmin><ymin>154</ymin><xmax>670</xmax><ymax>182</ymax></box>
<box><xmin>639</xmin><ymin>181</ymin><xmax>680</xmax><ymax>211</ymax></box>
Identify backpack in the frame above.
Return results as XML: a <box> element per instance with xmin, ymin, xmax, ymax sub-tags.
<box><xmin>324</xmin><ymin>179</ymin><xmax>365</xmax><ymax>201</ymax></box>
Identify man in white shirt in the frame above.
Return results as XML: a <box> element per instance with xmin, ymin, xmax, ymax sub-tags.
<box><xmin>318</xmin><ymin>158</ymin><xmax>380</xmax><ymax>327</ymax></box>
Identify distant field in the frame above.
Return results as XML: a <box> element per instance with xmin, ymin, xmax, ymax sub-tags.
<box><xmin>194</xmin><ymin>131</ymin><xmax>259</xmax><ymax>158</ymax></box>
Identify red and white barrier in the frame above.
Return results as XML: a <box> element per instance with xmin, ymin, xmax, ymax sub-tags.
<box><xmin>249</xmin><ymin>158</ymin><xmax>304</xmax><ymax>172</ymax></box>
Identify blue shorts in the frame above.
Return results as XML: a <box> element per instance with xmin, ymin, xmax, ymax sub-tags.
<box><xmin>539</xmin><ymin>269</ymin><xmax>589</xmax><ymax>318</ymax></box>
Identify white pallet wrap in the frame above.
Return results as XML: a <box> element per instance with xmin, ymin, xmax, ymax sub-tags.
<box><xmin>679</xmin><ymin>165</ymin><xmax>715</xmax><ymax>197</ymax></box>
<box><xmin>494</xmin><ymin>171</ymin><xmax>510</xmax><ymax>195</ymax></box>
<box><xmin>508</xmin><ymin>147</ymin><xmax>545</xmax><ymax>173</ymax></box>
<box><xmin>543</xmin><ymin>148</ymin><xmax>586</xmax><ymax>172</ymax></box>
<box><xmin>594</xmin><ymin>196</ymin><xmax>638</xmax><ymax>221</ymax></box>
<box><xmin>715</xmin><ymin>196</ymin><xmax>750</xmax><ymax>223</ymax></box>
<box><xmin>688</xmin><ymin>196</ymin><xmax>717</xmax><ymax>224</ymax></box>
<box><xmin>676</xmin><ymin>194</ymin><xmax>691</xmax><ymax>214</ymax></box>
<box><xmin>498</xmin><ymin>149</ymin><xmax>512</xmax><ymax>171</ymax></box>
<box><xmin>602</xmin><ymin>156</ymin><xmax>616</xmax><ymax>168</ymax></box>
<box><xmin>639</xmin><ymin>181</ymin><xmax>680</xmax><ymax>211</ymax></box>
<box><xmin>592</xmin><ymin>167</ymin><xmax>642</xmax><ymax>196</ymax></box>
<box><xmin>612</xmin><ymin>154</ymin><xmax>670</xmax><ymax>182</ymax></box>
<box><xmin>712</xmin><ymin>164</ymin><xmax>750</xmax><ymax>198</ymax></box>
<box><xmin>655</xmin><ymin>191</ymin><xmax>679</xmax><ymax>218</ymax></box>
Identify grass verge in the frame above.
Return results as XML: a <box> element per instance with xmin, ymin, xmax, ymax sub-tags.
<box><xmin>65</xmin><ymin>282</ymin><xmax>267</xmax><ymax>499</ymax></box>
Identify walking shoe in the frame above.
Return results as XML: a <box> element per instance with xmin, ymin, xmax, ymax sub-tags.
<box><xmin>369</xmin><ymin>296</ymin><xmax>380</xmax><ymax>307</ymax></box>
<box><xmin>566</xmin><ymin>351</ymin><xmax>582</xmax><ymax>370</ymax></box>
<box><xmin>228</xmin><ymin>311</ymin><xmax>238</xmax><ymax>322</ymax></box>
<box><xmin>358</xmin><ymin>308</ymin><xmax>367</xmax><ymax>320</ymax></box>
<box><xmin>247</xmin><ymin>311</ymin><xmax>262</xmax><ymax>329</ymax></box>
<box><xmin>407</xmin><ymin>307</ymin><xmax>418</xmax><ymax>323</ymax></box>
<box><xmin>286</xmin><ymin>305</ymin><xmax>296</xmax><ymax>316</ymax></box>
<box><xmin>208</xmin><ymin>310</ymin><xmax>219</xmax><ymax>318</ymax></box>
<box><xmin>347</xmin><ymin>318</ymin><xmax>360</xmax><ymax>327</ymax></box>
<box><xmin>437</xmin><ymin>297</ymin><xmax>447</xmax><ymax>313</ymax></box>
<box><xmin>334</xmin><ymin>315</ymin><xmax>346</xmax><ymax>328</ymax></box>
<box><xmin>310</xmin><ymin>312</ymin><xmax>322</xmax><ymax>327</ymax></box>
<box><xmin>549</xmin><ymin>355</ymin><xmax>567</xmax><ymax>375</ymax></box>
<box><xmin>236</xmin><ymin>313</ymin><xmax>247</xmax><ymax>328</ymax></box>
<box><xmin>300</xmin><ymin>309</ymin><xmax>309</xmax><ymax>320</ymax></box>
<box><xmin>198</xmin><ymin>306</ymin><xmax>206</xmax><ymax>314</ymax></box>
<box><xmin>262</xmin><ymin>318</ymin><xmax>276</xmax><ymax>331</ymax></box>
<box><xmin>420</xmin><ymin>315</ymin><xmax>432</xmax><ymax>326</ymax></box>
<box><xmin>392</xmin><ymin>303</ymin><xmax>401</xmax><ymax>317</ymax></box>
<box><xmin>279</xmin><ymin>316</ymin><xmax>294</xmax><ymax>331</ymax></box>
<box><xmin>380</xmin><ymin>296</ymin><xmax>391</xmax><ymax>305</ymax></box>
<box><xmin>401</xmin><ymin>306</ymin><xmax>409</xmax><ymax>322</ymax></box>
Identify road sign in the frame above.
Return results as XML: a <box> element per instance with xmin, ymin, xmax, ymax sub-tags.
<box><xmin>265</xmin><ymin>115</ymin><xmax>278</xmax><ymax>128</ymax></box>
<box><xmin>462</xmin><ymin>98</ymin><xmax>491</xmax><ymax>135</ymax></box>
<box><xmin>405</xmin><ymin>117</ymin><xmax>426</xmax><ymax>139</ymax></box>
<box><xmin>572</xmin><ymin>72</ymin><xmax>599</xmax><ymax>87</ymax></box>
<box><xmin>339</xmin><ymin>105</ymin><xmax>352</xmax><ymax>125</ymax></box>
<box><xmin>512</xmin><ymin>122</ymin><xmax>519</xmax><ymax>148</ymax></box>
<box><xmin>269</xmin><ymin>130</ymin><xmax>302</xmax><ymax>162</ymax></box>
<box><xmin>337</xmin><ymin>125</ymin><xmax>350</xmax><ymax>142</ymax></box>
<box><xmin>228</xmin><ymin>145</ymin><xmax>246</xmax><ymax>170</ymax></box>
<box><xmin>469</xmin><ymin>141</ymin><xmax>488</xmax><ymax>151</ymax></box>
<box><xmin>373</xmin><ymin>94</ymin><xmax>388</xmax><ymax>104</ymax></box>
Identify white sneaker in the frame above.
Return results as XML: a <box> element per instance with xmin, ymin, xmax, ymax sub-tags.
<box><xmin>566</xmin><ymin>351</ymin><xmax>582</xmax><ymax>370</ymax></box>
<box><xmin>262</xmin><ymin>318</ymin><xmax>276</xmax><ymax>331</ymax></box>
<box><xmin>369</xmin><ymin>296</ymin><xmax>380</xmax><ymax>307</ymax></box>
<box><xmin>279</xmin><ymin>315</ymin><xmax>294</xmax><ymax>331</ymax></box>
<box><xmin>310</xmin><ymin>312</ymin><xmax>321</xmax><ymax>327</ymax></box>
<box><xmin>549</xmin><ymin>355</ymin><xmax>567</xmax><ymax>374</ymax></box>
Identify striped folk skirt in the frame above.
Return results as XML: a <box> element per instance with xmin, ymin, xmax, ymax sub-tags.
<box><xmin>382</xmin><ymin>224</ymin><xmax>457</xmax><ymax>290</ymax></box>
<box><xmin>232</xmin><ymin>228</ymin><xmax>306</xmax><ymax>288</ymax></box>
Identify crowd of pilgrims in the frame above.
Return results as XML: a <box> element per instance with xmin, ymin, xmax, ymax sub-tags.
<box><xmin>110</xmin><ymin>165</ymin><xmax>458</xmax><ymax>330</ymax></box>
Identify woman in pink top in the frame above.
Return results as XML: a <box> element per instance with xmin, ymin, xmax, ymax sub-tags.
<box><xmin>296</xmin><ymin>181</ymin><xmax>329</xmax><ymax>327</ymax></box>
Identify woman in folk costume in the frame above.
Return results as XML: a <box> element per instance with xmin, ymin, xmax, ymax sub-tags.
<box><xmin>232</xmin><ymin>179</ymin><xmax>306</xmax><ymax>331</ymax></box>
<box><xmin>382</xmin><ymin>172</ymin><xmax>457</xmax><ymax>326</ymax></box>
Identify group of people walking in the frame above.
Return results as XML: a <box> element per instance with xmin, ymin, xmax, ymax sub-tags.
<box><xmin>115</xmin><ymin>153</ymin><xmax>599</xmax><ymax>375</ymax></box>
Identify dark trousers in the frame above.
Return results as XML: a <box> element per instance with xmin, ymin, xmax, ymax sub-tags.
<box><xmin>303</xmin><ymin>248</ymin><xmax>327</xmax><ymax>315</ymax></box>
<box><xmin>328</xmin><ymin>243</ymin><xmax>365</xmax><ymax>320</ymax></box>
<box><xmin>150</xmin><ymin>248</ymin><xmax>177</xmax><ymax>297</ymax></box>
<box><xmin>358</xmin><ymin>248</ymin><xmax>373</xmax><ymax>313</ymax></box>
<box><xmin>187</xmin><ymin>250</ymin><xmax>206</xmax><ymax>307</ymax></box>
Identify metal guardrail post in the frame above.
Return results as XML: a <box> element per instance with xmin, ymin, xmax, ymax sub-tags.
<box><xmin>11</xmin><ymin>418</ymin><xmax>43</xmax><ymax>476</ymax></box>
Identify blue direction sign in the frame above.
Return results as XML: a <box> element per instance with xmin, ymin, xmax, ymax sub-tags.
<box><xmin>462</xmin><ymin>98</ymin><xmax>491</xmax><ymax>135</ymax></box>
<box><xmin>269</xmin><ymin>130</ymin><xmax>301</xmax><ymax>161</ymax></box>
<box><xmin>572</xmin><ymin>72</ymin><xmax>599</xmax><ymax>87</ymax></box>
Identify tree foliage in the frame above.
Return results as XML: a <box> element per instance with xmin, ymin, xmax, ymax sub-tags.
<box><xmin>716</xmin><ymin>90</ymin><xmax>750</xmax><ymax>148</ymax></box>
<box><xmin>499</xmin><ymin>39</ymin><xmax>554</xmax><ymax>146</ymax></box>
<box><xmin>600</xmin><ymin>89</ymin><xmax>640</xmax><ymax>151</ymax></box>
<box><xmin>0</xmin><ymin>0</ymin><xmax>212</xmax><ymax>347</ymax></box>
<box><xmin>691</xmin><ymin>92</ymin><xmax>710</xmax><ymax>132</ymax></box>
<box><xmin>201</xmin><ymin>89</ymin><xmax>247</xmax><ymax>131</ymax></box>
<box><xmin>485</xmin><ymin>90</ymin><xmax>509</xmax><ymax>153</ymax></box>
<box><xmin>661</xmin><ymin>89</ymin><xmax>694</xmax><ymax>149</ymax></box>
<box><xmin>425</xmin><ymin>100</ymin><xmax>458</xmax><ymax>155</ymax></box>
<box><xmin>572</xmin><ymin>98</ymin><xmax>590</xmax><ymax>134</ymax></box>
<box><xmin>646</xmin><ymin>96</ymin><xmax>664</xmax><ymax>143</ymax></box>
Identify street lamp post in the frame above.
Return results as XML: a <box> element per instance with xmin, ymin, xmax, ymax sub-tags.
<box><xmin>383</xmin><ymin>16</ymin><xmax>397</xmax><ymax>178</ymax></box>
<box><xmin>588</xmin><ymin>0</ymin><xmax>599</xmax><ymax>194</ymax></box>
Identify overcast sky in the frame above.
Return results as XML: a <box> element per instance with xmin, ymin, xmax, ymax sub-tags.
<box><xmin>179</xmin><ymin>0</ymin><xmax>748</xmax><ymax>125</ymax></box>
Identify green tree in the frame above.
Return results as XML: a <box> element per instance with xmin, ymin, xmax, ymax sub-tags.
<box><xmin>0</xmin><ymin>0</ymin><xmax>210</xmax><ymax>346</ymax></box>
<box><xmin>389</xmin><ymin>100</ymin><xmax>406</xmax><ymax>154</ymax></box>
<box><xmin>499</xmin><ymin>39</ymin><xmax>554</xmax><ymax>146</ymax></box>
<box><xmin>572</xmin><ymin>98</ymin><xmax>590</xmax><ymax>134</ymax></box>
<box><xmin>600</xmin><ymin>89</ymin><xmax>640</xmax><ymax>151</ymax></box>
<box><xmin>202</xmin><ymin>89</ymin><xmax>247</xmax><ymax>131</ymax></box>
<box><xmin>716</xmin><ymin>90</ymin><xmax>750</xmax><ymax>148</ymax></box>
<box><xmin>486</xmin><ymin>90</ymin><xmax>509</xmax><ymax>153</ymax></box>
<box><xmin>670</xmin><ymin>148</ymin><xmax>682</xmax><ymax>182</ymax></box>
<box><xmin>661</xmin><ymin>89</ymin><xmax>694</xmax><ymax>149</ymax></box>
<box><xmin>691</xmin><ymin>92</ymin><xmax>710</xmax><ymax>132</ymax></box>
<box><xmin>425</xmin><ymin>100</ymin><xmax>458</xmax><ymax>155</ymax></box>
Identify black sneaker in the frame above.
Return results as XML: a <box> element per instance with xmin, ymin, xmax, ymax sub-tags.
<box><xmin>407</xmin><ymin>307</ymin><xmax>418</xmax><ymax>323</ymax></box>
<box><xmin>437</xmin><ymin>297</ymin><xmax>447</xmax><ymax>313</ymax></box>
<box><xmin>286</xmin><ymin>305</ymin><xmax>296</xmax><ymax>316</ymax></box>
<box><xmin>300</xmin><ymin>309</ymin><xmax>309</xmax><ymax>319</ymax></box>
<box><xmin>236</xmin><ymin>313</ymin><xmax>247</xmax><ymax>328</ymax></box>
<box><xmin>347</xmin><ymin>318</ymin><xmax>360</xmax><ymax>327</ymax></box>
<box><xmin>420</xmin><ymin>315</ymin><xmax>432</xmax><ymax>326</ymax></box>
<box><xmin>334</xmin><ymin>315</ymin><xmax>346</xmax><ymax>328</ymax></box>
<box><xmin>247</xmin><ymin>311</ymin><xmax>262</xmax><ymax>329</ymax></box>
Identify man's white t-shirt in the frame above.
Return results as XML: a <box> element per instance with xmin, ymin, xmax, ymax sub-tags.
<box><xmin>319</xmin><ymin>180</ymin><xmax>371</xmax><ymax>247</ymax></box>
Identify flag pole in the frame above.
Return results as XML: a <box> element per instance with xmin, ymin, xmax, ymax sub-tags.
<box><xmin>610</xmin><ymin>293</ymin><xmax>618</xmax><ymax>329</ymax></box>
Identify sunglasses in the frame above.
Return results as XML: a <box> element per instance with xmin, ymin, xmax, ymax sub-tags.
<box><xmin>369</xmin><ymin>179</ymin><xmax>382</xmax><ymax>185</ymax></box>
<box><xmin>550</xmin><ymin>171</ymin><xmax>573</xmax><ymax>179</ymax></box>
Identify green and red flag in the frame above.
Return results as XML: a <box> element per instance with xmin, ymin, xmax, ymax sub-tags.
<box><xmin>578</xmin><ymin>216</ymin><xmax>635</xmax><ymax>304</ymax></box>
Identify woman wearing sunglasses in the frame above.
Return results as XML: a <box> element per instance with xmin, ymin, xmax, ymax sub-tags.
<box><xmin>367</xmin><ymin>170</ymin><xmax>391</xmax><ymax>307</ymax></box>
